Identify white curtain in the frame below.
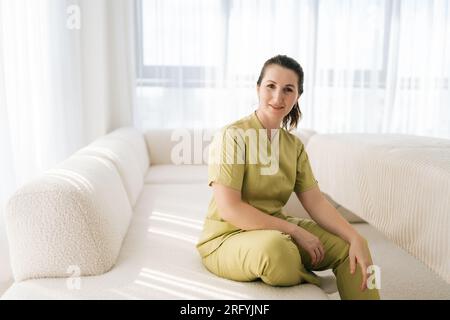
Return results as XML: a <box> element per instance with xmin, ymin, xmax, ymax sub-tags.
<box><xmin>0</xmin><ymin>0</ymin><xmax>136</xmax><ymax>285</ymax></box>
<box><xmin>0</xmin><ymin>0</ymin><xmax>83</xmax><ymax>286</ymax></box>
<box><xmin>135</xmin><ymin>0</ymin><xmax>450</xmax><ymax>139</ymax></box>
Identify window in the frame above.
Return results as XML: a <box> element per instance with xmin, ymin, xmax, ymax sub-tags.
<box><xmin>136</xmin><ymin>0</ymin><xmax>226</xmax><ymax>88</ymax></box>
<box><xmin>134</xmin><ymin>0</ymin><xmax>450</xmax><ymax>138</ymax></box>
<box><xmin>136</xmin><ymin>0</ymin><xmax>395</xmax><ymax>89</ymax></box>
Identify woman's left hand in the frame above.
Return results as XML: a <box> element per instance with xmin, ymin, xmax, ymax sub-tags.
<box><xmin>349</xmin><ymin>235</ymin><xmax>373</xmax><ymax>291</ymax></box>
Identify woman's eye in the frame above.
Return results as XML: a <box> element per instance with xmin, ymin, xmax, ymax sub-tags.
<box><xmin>267</xmin><ymin>84</ymin><xmax>275</xmax><ymax>88</ymax></box>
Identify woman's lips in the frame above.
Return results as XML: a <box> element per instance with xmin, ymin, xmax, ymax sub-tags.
<box><xmin>270</xmin><ymin>105</ymin><xmax>284</xmax><ymax>110</ymax></box>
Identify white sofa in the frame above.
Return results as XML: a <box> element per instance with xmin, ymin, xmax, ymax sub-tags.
<box><xmin>2</xmin><ymin>127</ymin><xmax>449</xmax><ymax>300</ymax></box>
<box><xmin>2</xmin><ymin>128</ymin><xmax>450</xmax><ymax>300</ymax></box>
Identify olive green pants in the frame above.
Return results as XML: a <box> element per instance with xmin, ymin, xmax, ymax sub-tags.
<box><xmin>202</xmin><ymin>217</ymin><xmax>380</xmax><ymax>300</ymax></box>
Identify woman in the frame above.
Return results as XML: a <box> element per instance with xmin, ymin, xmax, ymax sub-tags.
<box><xmin>196</xmin><ymin>55</ymin><xmax>380</xmax><ymax>300</ymax></box>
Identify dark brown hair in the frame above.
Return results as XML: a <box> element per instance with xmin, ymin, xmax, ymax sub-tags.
<box><xmin>256</xmin><ymin>55</ymin><xmax>304</xmax><ymax>131</ymax></box>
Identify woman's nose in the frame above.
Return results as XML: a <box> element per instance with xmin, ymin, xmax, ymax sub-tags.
<box><xmin>272</xmin><ymin>90</ymin><xmax>283</xmax><ymax>104</ymax></box>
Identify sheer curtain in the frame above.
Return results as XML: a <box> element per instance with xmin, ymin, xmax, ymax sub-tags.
<box><xmin>0</xmin><ymin>0</ymin><xmax>136</xmax><ymax>285</ymax></box>
<box><xmin>135</xmin><ymin>0</ymin><xmax>450</xmax><ymax>138</ymax></box>
<box><xmin>382</xmin><ymin>0</ymin><xmax>450</xmax><ymax>137</ymax></box>
<box><xmin>0</xmin><ymin>0</ymin><xmax>84</xmax><ymax>286</ymax></box>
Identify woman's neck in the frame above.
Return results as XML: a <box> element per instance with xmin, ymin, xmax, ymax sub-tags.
<box><xmin>255</xmin><ymin>109</ymin><xmax>282</xmax><ymax>130</ymax></box>
<box><xmin>255</xmin><ymin>109</ymin><xmax>282</xmax><ymax>142</ymax></box>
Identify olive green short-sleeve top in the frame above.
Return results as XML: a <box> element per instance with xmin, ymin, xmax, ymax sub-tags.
<box><xmin>196</xmin><ymin>111</ymin><xmax>318</xmax><ymax>258</ymax></box>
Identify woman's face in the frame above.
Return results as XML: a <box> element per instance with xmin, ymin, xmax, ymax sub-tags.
<box><xmin>257</xmin><ymin>64</ymin><xmax>299</xmax><ymax>123</ymax></box>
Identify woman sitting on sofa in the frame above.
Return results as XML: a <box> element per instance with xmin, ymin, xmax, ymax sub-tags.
<box><xmin>196</xmin><ymin>54</ymin><xmax>380</xmax><ymax>300</ymax></box>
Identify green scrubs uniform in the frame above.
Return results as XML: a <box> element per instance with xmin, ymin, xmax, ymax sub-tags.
<box><xmin>196</xmin><ymin>111</ymin><xmax>380</xmax><ymax>300</ymax></box>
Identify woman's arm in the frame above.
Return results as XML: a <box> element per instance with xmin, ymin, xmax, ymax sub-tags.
<box><xmin>213</xmin><ymin>182</ymin><xmax>298</xmax><ymax>234</ymax></box>
<box><xmin>296</xmin><ymin>185</ymin><xmax>361</xmax><ymax>243</ymax></box>
<box><xmin>213</xmin><ymin>182</ymin><xmax>325</xmax><ymax>266</ymax></box>
<box><xmin>297</xmin><ymin>185</ymin><xmax>373</xmax><ymax>290</ymax></box>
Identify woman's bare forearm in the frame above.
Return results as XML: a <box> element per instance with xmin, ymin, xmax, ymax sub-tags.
<box><xmin>298</xmin><ymin>186</ymin><xmax>362</xmax><ymax>244</ymax></box>
<box><xmin>307</xmin><ymin>198</ymin><xmax>361</xmax><ymax>243</ymax></box>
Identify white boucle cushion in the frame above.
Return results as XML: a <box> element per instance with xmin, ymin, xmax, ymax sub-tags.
<box><xmin>77</xmin><ymin>137</ymin><xmax>143</xmax><ymax>207</ymax></box>
<box><xmin>108</xmin><ymin>127</ymin><xmax>150</xmax><ymax>174</ymax></box>
<box><xmin>5</xmin><ymin>154</ymin><xmax>133</xmax><ymax>281</ymax></box>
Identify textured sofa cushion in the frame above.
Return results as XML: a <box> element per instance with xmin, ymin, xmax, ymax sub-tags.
<box><xmin>108</xmin><ymin>127</ymin><xmax>150</xmax><ymax>174</ymax></box>
<box><xmin>5</xmin><ymin>154</ymin><xmax>133</xmax><ymax>281</ymax></box>
<box><xmin>77</xmin><ymin>137</ymin><xmax>143</xmax><ymax>207</ymax></box>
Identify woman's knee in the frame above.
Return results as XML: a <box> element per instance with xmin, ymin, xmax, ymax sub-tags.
<box><xmin>254</xmin><ymin>231</ymin><xmax>303</xmax><ymax>286</ymax></box>
<box><xmin>329</xmin><ymin>236</ymin><xmax>351</xmax><ymax>266</ymax></box>
<box><xmin>254</xmin><ymin>231</ymin><xmax>298</xmax><ymax>260</ymax></box>
<box><xmin>334</xmin><ymin>236</ymin><xmax>371</xmax><ymax>265</ymax></box>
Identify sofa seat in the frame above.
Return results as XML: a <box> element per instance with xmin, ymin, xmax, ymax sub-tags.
<box><xmin>2</xmin><ymin>183</ymin><xmax>330</xmax><ymax>299</ymax></box>
<box><xmin>145</xmin><ymin>165</ymin><xmax>209</xmax><ymax>184</ymax></box>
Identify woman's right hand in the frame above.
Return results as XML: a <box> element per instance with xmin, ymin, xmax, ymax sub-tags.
<box><xmin>291</xmin><ymin>227</ymin><xmax>325</xmax><ymax>267</ymax></box>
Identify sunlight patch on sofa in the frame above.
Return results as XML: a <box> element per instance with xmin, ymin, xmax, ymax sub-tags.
<box><xmin>140</xmin><ymin>268</ymin><xmax>250</xmax><ymax>299</ymax></box>
<box><xmin>86</xmin><ymin>147</ymin><xmax>121</xmax><ymax>164</ymax></box>
<box><xmin>46</xmin><ymin>169</ymin><xmax>95</xmax><ymax>194</ymax></box>
<box><xmin>149</xmin><ymin>212</ymin><xmax>203</xmax><ymax>230</ymax></box>
<box><xmin>151</xmin><ymin>211</ymin><xmax>204</xmax><ymax>225</ymax></box>
<box><xmin>147</xmin><ymin>228</ymin><xmax>198</xmax><ymax>244</ymax></box>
